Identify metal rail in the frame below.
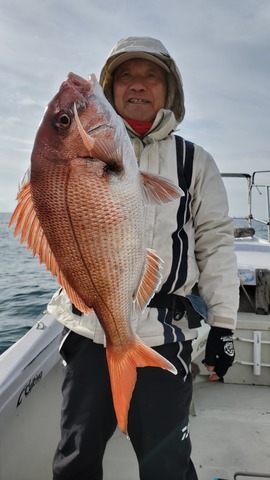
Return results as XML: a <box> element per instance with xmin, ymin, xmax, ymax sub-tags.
<box><xmin>234</xmin><ymin>472</ymin><xmax>270</xmax><ymax>479</ymax></box>
<box><xmin>235</xmin><ymin>331</ymin><xmax>270</xmax><ymax>375</ymax></box>
<box><xmin>221</xmin><ymin>171</ymin><xmax>270</xmax><ymax>242</ymax></box>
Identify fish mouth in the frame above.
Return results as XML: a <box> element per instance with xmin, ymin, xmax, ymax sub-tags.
<box><xmin>66</xmin><ymin>72</ymin><xmax>93</xmax><ymax>96</ymax></box>
<box><xmin>63</xmin><ymin>73</ymin><xmax>111</xmax><ymax>135</ymax></box>
<box><xmin>60</xmin><ymin>73</ymin><xmax>98</xmax><ymax>112</ymax></box>
<box><xmin>55</xmin><ymin>73</ymin><xmax>94</xmax><ymax>116</ymax></box>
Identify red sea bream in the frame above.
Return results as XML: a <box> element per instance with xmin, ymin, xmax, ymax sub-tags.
<box><xmin>9</xmin><ymin>72</ymin><xmax>183</xmax><ymax>433</ymax></box>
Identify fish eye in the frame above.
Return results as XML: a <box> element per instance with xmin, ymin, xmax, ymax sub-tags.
<box><xmin>56</xmin><ymin>113</ymin><xmax>71</xmax><ymax>129</ymax></box>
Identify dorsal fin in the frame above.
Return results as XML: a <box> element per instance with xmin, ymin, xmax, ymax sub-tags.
<box><xmin>140</xmin><ymin>171</ymin><xmax>184</xmax><ymax>205</ymax></box>
<box><xmin>133</xmin><ymin>248</ymin><xmax>163</xmax><ymax>316</ymax></box>
<box><xmin>9</xmin><ymin>183</ymin><xmax>93</xmax><ymax>315</ymax></box>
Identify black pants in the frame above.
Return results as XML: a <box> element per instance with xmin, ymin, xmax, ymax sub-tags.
<box><xmin>52</xmin><ymin>332</ymin><xmax>198</xmax><ymax>480</ymax></box>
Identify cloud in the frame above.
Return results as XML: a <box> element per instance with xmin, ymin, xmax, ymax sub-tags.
<box><xmin>0</xmin><ymin>0</ymin><xmax>269</xmax><ymax>217</ymax></box>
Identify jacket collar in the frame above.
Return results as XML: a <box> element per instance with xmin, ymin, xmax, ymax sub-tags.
<box><xmin>123</xmin><ymin>109</ymin><xmax>178</xmax><ymax>142</ymax></box>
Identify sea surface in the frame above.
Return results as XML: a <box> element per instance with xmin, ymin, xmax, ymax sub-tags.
<box><xmin>0</xmin><ymin>212</ymin><xmax>58</xmax><ymax>355</ymax></box>
<box><xmin>0</xmin><ymin>212</ymin><xmax>269</xmax><ymax>355</ymax></box>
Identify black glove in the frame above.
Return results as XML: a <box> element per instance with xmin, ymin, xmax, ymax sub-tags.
<box><xmin>203</xmin><ymin>327</ymin><xmax>235</xmax><ymax>378</ymax></box>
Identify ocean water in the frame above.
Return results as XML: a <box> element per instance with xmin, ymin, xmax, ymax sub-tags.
<box><xmin>0</xmin><ymin>212</ymin><xmax>58</xmax><ymax>355</ymax></box>
<box><xmin>0</xmin><ymin>212</ymin><xmax>268</xmax><ymax>356</ymax></box>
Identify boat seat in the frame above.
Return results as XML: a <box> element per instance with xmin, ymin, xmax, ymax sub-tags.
<box><xmin>234</xmin><ymin>227</ymin><xmax>255</xmax><ymax>238</ymax></box>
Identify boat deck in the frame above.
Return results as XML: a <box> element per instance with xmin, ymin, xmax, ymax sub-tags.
<box><xmin>190</xmin><ymin>382</ymin><xmax>270</xmax><ymax>480</ymax></box>
<box><xmin>103</xmin><ymin>381</ymin><xmax>270</xmax><ymax>480</ymax></box>
<box><xmin>1</xmin><ymin>359</ymin><xmax>269</xmax><ymax>480</ymax></box>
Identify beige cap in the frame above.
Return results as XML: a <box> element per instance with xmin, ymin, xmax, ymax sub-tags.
<box><xmin>107</xmin><ymin>51</ymin><xmax>170</xmax><ymax>74</ymax></box>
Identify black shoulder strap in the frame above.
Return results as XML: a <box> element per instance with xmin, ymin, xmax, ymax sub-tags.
<box><xmin>148</xmin><ymin>134</ymin><xmax>201</xmax><ymax>324</ymax></box>
<box><xmin>174</xmin><ymin>135</ymin><xmax>194</xmax><ymax>191</ymax></box>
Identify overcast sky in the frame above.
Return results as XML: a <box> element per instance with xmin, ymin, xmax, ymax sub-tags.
<box><xmin>0</xmin><ymin>0</ymin><xmax>269</xmax><ymax>216</ymax></box>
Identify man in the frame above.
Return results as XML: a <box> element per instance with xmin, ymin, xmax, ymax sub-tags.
<box><xmin>49</xmin><ymin>37</ymin><xmax>239</xmax><ymax>479</ymax></box>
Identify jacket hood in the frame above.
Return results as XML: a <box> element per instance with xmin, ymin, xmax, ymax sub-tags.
<box><xmin>99</xmin><ymin>36</ymin><xmax>185</xmax><ymax>124</ymax></box>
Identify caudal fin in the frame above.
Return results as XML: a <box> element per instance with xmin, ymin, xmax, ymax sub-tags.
<box><xmin>106</xmin><ymin>339</ymin><xmax>177</xmax><ymax>434</ymax></box>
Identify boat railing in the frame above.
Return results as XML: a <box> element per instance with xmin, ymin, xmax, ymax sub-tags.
<box><xmin>234</xmin><ymin>471</ymin><xmax>270</xmax><ymax>479</ymax></box>
<box><xmin>250</xmin><ymin>171</ymin><xmax>270</xmax><ymax>242</ymax></box>
<box><xmin>221</xmin><ymin>171</ymin><xmax>270</xmax><ymax>242</ymax></box>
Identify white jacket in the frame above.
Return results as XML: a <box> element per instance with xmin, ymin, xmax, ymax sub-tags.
<box><xmin>47</xmin><ymin>107</ymin><xmax>239</xmax><ymax>346</ymax></box>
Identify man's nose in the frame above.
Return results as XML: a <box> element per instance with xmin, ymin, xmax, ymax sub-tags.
<box><xmin>129</xmin><ymin>76</ymin><xmax>146</xmax><ymax>90</ymax></box>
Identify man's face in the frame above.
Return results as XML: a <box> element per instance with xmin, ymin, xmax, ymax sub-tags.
<box><xmin>113</xmin><ymin>59</ymin><xmax>167</xmax><ymax>122</ymax></box>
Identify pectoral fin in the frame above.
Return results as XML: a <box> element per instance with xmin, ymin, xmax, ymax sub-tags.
<box><xmin>140</xmin><ymin>171</ymin><xmax>184</xmax><ymax>205</ymax></box>
<box><xmin>74</xmin><ymin>103</ymin><xmax>123</xmax><ymax>172</ymax></box>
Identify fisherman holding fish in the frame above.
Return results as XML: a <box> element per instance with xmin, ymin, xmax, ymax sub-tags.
<box><xmin>11</xmin><ymin>36</ymin><xmax>239</xmax><ymax>480</ymax></box>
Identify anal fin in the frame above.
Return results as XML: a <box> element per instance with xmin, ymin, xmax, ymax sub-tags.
<box><xmin>133</xmin><ymin>249</ymin><xmax>163</xmax><ymax>315</ymax></box>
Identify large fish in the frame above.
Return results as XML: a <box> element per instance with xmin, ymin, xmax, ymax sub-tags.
<box><xmin>9</xmin><ymin>72</ymin><xmax>183</xmax><ymax>434</ymax></box>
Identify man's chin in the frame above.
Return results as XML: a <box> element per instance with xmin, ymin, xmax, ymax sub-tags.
<box><xmin>123</xmin><ymin>108</ymin><xmax>155</xmax><ymax>123</ymax></box>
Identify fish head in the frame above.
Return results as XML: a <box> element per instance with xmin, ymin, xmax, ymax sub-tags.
<box><xmin>31</xmin><ymin>72</ymin><xmax>129</xmax><ymax>174</ymax></box>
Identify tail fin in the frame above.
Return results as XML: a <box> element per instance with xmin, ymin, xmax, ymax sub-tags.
<box><xmin>106</xmin><ymin>339</ymin><xmax>177</xmax><ymax>434</ymax></box>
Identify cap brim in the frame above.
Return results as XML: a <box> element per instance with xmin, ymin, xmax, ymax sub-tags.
<box><xmin>107</xmin><ymin>52</ymin><xmax>170</xmax><ymax>74</ymax></box>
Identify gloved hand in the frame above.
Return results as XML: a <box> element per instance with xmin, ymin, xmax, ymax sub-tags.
<box><xmin>203</xmin><ymin>327</ymin><xmax>235</xmax><ymax>380</ymax></box>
